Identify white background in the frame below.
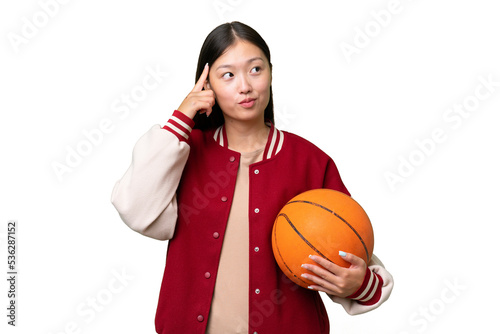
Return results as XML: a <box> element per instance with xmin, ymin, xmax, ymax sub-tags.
<box><xmin>1</xmin><ymin>0</ymin><xmax>499</xmax><ymax>333</ymax></box>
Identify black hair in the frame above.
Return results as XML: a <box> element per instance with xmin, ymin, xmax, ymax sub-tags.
<box><xmin>192</xmin><ymin>21</ymin><xmax>274</xmax><ymax>130</ymax></box>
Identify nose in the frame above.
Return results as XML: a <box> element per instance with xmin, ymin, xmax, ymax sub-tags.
<box><xmin>238</xmin><ymin>75</ymin><xmax>252</xmax><ymax>94</ymax></box>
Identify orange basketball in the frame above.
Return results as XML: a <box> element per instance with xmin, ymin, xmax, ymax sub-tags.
<box><xmin>272</xmin><ymin>188</ymin><xmax>374</xmax><ymax>289</ymax></box>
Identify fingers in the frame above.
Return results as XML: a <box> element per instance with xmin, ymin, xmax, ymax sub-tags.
<box><xmin>301</xmin><ymin>262</ymin><xmax>340</xmax><ymax>295</ymax></box>
<box><xmin>196</xmin><ymin>92</ymin><xmax>215</xmax><ymax>116</ymax></box>
<box><xmin>191</xmin><ymin>63</ymin><xmax>214</xmax><ymax>116</ymax></box>
<box><xmin>177</xmin><ymin>63</ymin><xmax>215</xmax><ymax>119</ymax></box>
<box><xmin>301</xmin><ymin>253</ymin><xmax>367</xmax><ymax>297</ymax></box>
<box><xmin>308</xmin><ymin>254</ymin><xmax>342</xmax><ymax>274</ymax></box>
<box><xmin>177</xmin><ymin>91</ymin><xmax>215</xmax><ymax>119</ymax></box>
<box><xmin>192</xmin><ymin>63</ymin><xmax>210</xmax><ymax>92</ymax></box>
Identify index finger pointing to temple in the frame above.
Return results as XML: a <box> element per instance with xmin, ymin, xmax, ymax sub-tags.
<box><xmin>193</xmin><ymin>63</ymin><xmax>209</xmax><ymax>92</ymax></box>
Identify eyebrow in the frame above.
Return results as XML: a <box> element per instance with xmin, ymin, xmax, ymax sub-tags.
<box><xmin>215</xmin><ymin>57</ymin><xmax>265</xmax><ymax>71</ymax></box>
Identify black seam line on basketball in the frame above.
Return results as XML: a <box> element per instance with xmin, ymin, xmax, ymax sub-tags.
<box><xmin>285</xmin><ymin>200</ymin><xmax>370</xmax><ymax>261</ymax></box>
<box><xmin>278</xmin><ymin>213</ymin><xmax>334</xmax><ymax>264</ymax></box>
<box><xmin>274</xmin><ymin>217</ymin><xmax>309</xmax><ymax>286</ymax></box>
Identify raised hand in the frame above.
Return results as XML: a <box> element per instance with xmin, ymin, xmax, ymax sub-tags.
<box><xmin>177</xmin><ymin>63</ymin><xmax>216</xmax><ymax>119</ymax></box>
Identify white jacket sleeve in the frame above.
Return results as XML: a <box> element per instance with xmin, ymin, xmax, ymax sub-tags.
<box><xmin>111</xmin><ymin>111</ymin><xmax>194</xmax><ymax>240</ymax></box>
<box><xmin>328</xmin><ymin>254</ymin><xmax>394</xmax><ymax>315</ymax></box>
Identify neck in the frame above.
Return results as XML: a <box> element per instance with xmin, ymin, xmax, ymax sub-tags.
<box><xmin>224</xmin><ymin>118</ymin><xmax>270</xmax><ymax>153</ymax></box>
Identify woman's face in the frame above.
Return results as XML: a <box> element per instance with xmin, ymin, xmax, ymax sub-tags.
<box><xmin>207</xmin><ymin>39</ymin><xmax>272</xmax><ymax>124</ymax></box>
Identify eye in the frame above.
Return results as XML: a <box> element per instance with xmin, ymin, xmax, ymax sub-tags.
<box><xmin>251</xmin><ymin>66</ymin><xmax>261</xmax><ymax>74</ymax></box>
<box><xmin>222</xmin><ymin>72</ymin><xmax>234</xmax><ymax>79</ymax></box>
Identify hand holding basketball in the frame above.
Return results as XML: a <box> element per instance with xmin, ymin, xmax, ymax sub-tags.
<box><xmin>272</xmin><ymin>189</ymin><xmax>374</xmax><ymax>290</ymax></box>
<box><xmin>301</xmin><ymin>252</ymin><xmax>367</xmax><ymax>297</ymax></box>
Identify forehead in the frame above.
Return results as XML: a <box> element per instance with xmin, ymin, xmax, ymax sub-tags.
<box><xmin>213</xmin><ymin>40</ymin><xmax>267</xmax><ymax>69</ymax></box>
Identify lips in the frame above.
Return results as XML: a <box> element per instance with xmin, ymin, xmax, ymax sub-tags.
<box><xmin>239</xmin><ymin>98</ymin><xmax>256</xmax><ymax>108</ymax></box>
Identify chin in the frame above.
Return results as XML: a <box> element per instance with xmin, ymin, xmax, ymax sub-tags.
<box><xmin>224</xmin><ymin>110</ymin><xmax>265</xmax><ymax>123</ymax></box>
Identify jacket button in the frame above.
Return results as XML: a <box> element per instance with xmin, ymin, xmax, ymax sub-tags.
<box><xmin>254</xmin><ymin>247</ymin><xmax>259</xmax><ymax>252</ymax></box>
<box><xmin>197</xmin><ymin>315</ymin><xmax>204</xmax><ymax>322</ymax></box>
<box><xmin>229</xmin><ymin>156</ymin><xmax>236</xmax><ymax>162</ymax></box>
<box><xmin>254</xmin><ymin>208</ymin><xmax>260</xmax><ymax>213</ymax></box>
<box><xmin>213</xmin><ymin>232</ymin><xmax>220</xmax><ymax>239</ymax></box>
<box><xmin>255</xmin><ymin>289</ymin><xmax>260</xmax><ymax>294</ymax></box>
<box><xmin>204</xmin><ymin>272</ymin><xmax>211</xmax><ymax>279</ymax></box>
<box><xmin>221</xmin><ymin>196</ymin><xmax>228</xmax><ymax>202</ymax></box>
<box><xmin>254</xmin><ymin>169</ymin><xmax>260</xmax><ymax>174</ymax></box>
